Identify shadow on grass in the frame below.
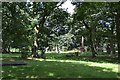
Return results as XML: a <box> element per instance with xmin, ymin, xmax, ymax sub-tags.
<box><xmin>1</xmin><ymin>52</ymin><xmax>118</xmax><ymax>63</ymax></box>
<box><xmin>45</xmin><ymin>53</ymin><xmax>118</xmax><ymax>64</ymax></box>
<box><xmin>2</xmin><ymin>57</ymin><xmax>23</xmax><ymax>62</ymax></box>
<box><xmin>2</xmin><ymin>59</ymin><xmax>119</xmax><ymax>79</ymax></box>
<box><xmin>1</xmin><ymin>53</ymin><xmax>21</xmax><ymax>58</ymax></box>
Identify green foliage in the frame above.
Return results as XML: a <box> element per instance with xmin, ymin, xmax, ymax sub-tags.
<box><xmin>2</xmin><ymin>2</ymin><xmax>120</xmax><ymax>58</ymax></box>
<box><xmin>1</xmin><ymin>1</ymin><xmax>120</xmax><ymax>79</ymax></box>
<box><xmin>2</xmin><ymin>2</ymin><xmax>69</xmax><ymax>51</ymax></box>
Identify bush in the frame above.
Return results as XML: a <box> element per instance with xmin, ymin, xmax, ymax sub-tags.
<box><xmin>21</xmin><ymin>52</ymin><xmax>28</xmax><ymax>59</ymax></box>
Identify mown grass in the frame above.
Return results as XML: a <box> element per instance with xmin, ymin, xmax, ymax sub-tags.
<box><xmin>45</xmin><ymin>52</ymin><xmax>118</xmax><ymax>63</ymax></box>
<box><xmin>1</xmin><ymin>52</ymin><xmax>119</xmax><ymax>79</ymax></box>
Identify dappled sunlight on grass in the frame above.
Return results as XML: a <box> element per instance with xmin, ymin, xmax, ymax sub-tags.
<box><xmin>46</xmin><ymin>50</ymin><xmax>80</xmax><ymax>54</ymax></box>
<box><xmin>0</xmin><ymin>54</ymin><xmax>21</xmax><ymax>58</ymax></box>
<box><xmin>31</xmin><ymin>58</ymin><xmax>118</xmax><ymax>73</ymax></box>
<box><xmin>27</xmin><ymin>57</ymin><xmax>118</xmax><ymax>74</ymax></box>
<box><xmin>26</xmin><ymin>75</ymin><xmax>39</xmax><ymax>78</ymax></box>
<box><xmin>87</xmin><ymin>63</ymin><xmax>118</xmax><ymax>72</ymax></box>
<box><xmin>2</xmin><ymin>59</ymin><xmax>119</xmax><ymax>78</ymax></box>
<box><xmin>1</xmin><ymin>53</ymin><xmax>119</xmax><ymax>78</ymax></box>
<box><xmin>45</xmin><ymin>52</ymin><xmax>118</xmax><ymax>64</ymax></box>
<box><xmin>48</xmin><ymin>72</ymin><xmax>54</xmax><ymax>77</ymax></box>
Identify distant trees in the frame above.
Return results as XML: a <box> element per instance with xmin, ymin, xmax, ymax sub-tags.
<box><xmin>2</xmin><ymin>2</ymin><xmax>31</xmax><ymax>53</ymax></box>
<box><xmin>111</xmin><ymin>2</ymin><xmax>120</xmax><ymax>60</ymax></box>
<box><xmin>72</xmin><ymin>3</ymin><xmax>103</xmax><ymax>57</ymax></box>
<box><xmin>2</xmin><ymin>2</ymin><xmax>69</xmax><ymax>58</ymax></box>
<box><xmin>72</xmin><ymin>2</ymin><xmax>119</xmax><ymax>58</ymax></box>
<box><xmin>2</xmin><ymin>2</ymin><xmax>120</xmax><ymax>59</ymax></box>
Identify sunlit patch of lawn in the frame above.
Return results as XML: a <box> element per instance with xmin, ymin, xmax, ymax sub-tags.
<box><xmin>1</xmin><ymin>53</ymin><xmax>21</xmax><ymax>58</ymax></box>
<box><xmin>45</xmin><ymin>52</ymin><xmax>118</xmax><ymax>63</ymax></box>
<box><xmin>32</xmin><ymin>58</ymin><xmax>118</xmax><ymax>73</ymax></box>
<box><xmin>2</xmin><ymin>58</ymin><xmax>119</xmax><ymax>79</ymax></box>
<box><xmin>1</xmin><ymin>53</ymin><xmax>119</xmax><ymax>79</ymax></box>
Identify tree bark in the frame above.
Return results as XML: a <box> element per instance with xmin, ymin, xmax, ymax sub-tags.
<box><xmin>83</xmin><ymin>20</ymin><xmax>97</xmax><ymax>58</ymax></box>
<box><xmin>109</xmin><ymin>17</ymin><xmax>115</xmax><ymax>55</ymax></box>
<box><xmin>107</xmin><ymin>44</ymin><xmax>111</xmax><ymax>54</ymax></box>
<box><xmin>7</xmin><ymin>46</ymin><xmax>10</xmax><ymax>53</ymax></box>
<box><xmin>31</xmin><ymin>7</ymin><xmax>48</xmax><ymax>58</ymax></box>
<box><xmin>31</xmin><ymin>42</ymin><xmax>39</xmax><ymax>58</ymax></box>
<box><xmin>110</xmin><ymin>31</ymin><xmax>115</xmax><ymax>55</ymax></box>
<box><xmin>81</xmin><ymin>36</ymin><xmax>84</xmax><ymax>47</ymax></box>
<box><xmin>89</xmin><ymin>29</ymin><xmax>97</xmax><ymax>58</ymax></box>
<box><xmin>2</xmin><ymin>45</ymin><xmax>10</xmax><ymax>53</ymax></box>
<box><xmin>31</xmin><ymin>26</ymin><xmax>39</xmax><ymax>58</ymax></box>
<box><xmin>115</xmin><ymin>7</ymin><xmax>120</xmax><ymax>61</ymax></box>
<box><xmin>80</xmin><ymin>36</ymin><xmax>85</xmax><ymax>52</ymax></box>
<box><xmin>55</xmin><ymin>44</ymin><xmax>60</xmax><ymax>53</ymax></box>
<box><xmin>31</xmin><ymin>41</ymin><xmax>39</xmax><ymax>58</ymax></box>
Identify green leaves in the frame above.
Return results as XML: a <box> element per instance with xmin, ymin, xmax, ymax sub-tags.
<box><xmin>2</xmin><ymin>2</ymin><xmax>70</xmax><ymax>50</ymax></box>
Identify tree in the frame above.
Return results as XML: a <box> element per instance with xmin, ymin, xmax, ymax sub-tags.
<box><xmin>29</xmin><ymin>2</ymin><xmax>69</xmax><ymax>57</ymax></box>
<box><xmin>72</xmin><ymin>3</ymin><xmax>104</xmax><ymax>57</ymax></box>
<box><xmin>2</xmin><ymin>2</ymin><xmax>31</xmax><ymax>53</ymax></box>
<box><xmin>72</xmin><ymin>2</ymin><xmax>118</xmax><ymax>58</ymax></box>
<box><xmin>2</xmin><ymin>2</ymin><xmax>69</xmax><ymax>58</ymax></box>
<box><xmin>111</xmin><ymin>2</ymin><xmax>120</xmax><ymax>60</ymax></box>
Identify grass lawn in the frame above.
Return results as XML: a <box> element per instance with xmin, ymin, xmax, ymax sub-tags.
<box><xmin>1</xmin><ymin>52</ymin><xmax>119</xmax><ymax>79</ymax></box>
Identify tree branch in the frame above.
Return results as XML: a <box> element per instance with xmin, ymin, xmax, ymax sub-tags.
<box><xmin>82</xmin><ymin>20</ymin><xmax>90</xmax><ymax>30</ymax></box>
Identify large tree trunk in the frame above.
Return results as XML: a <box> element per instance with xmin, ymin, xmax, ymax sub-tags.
<box><xmin>110</xmin><ymin>30</ymin><xmax>115</xmax><ymax>56</ymax></box>
<box><xmin>115</xmin><ymin>7</ymin><xmax>120</xmax><ymax>61</ymax></box>
<box><xmin>2</xmin><ymin>48</ymin><xmax>7</xmax><ymax>53</ymax></box>
<box><xmin>55</xmin><ymin>44</ymin><xmax>60</xmax><ymax>53</ymax></box>
<box><xmin>81</xmin><ymin>36</ymin><xmax>84</xmax><ymax>47</ymax></box>
<box><xmin>7</xmin><ymin>45</ymin><xmax>10</xmax><ymax>53</ymax></box>
<box><xmin>82</xmin><ymin>20</ymin><xmax>97</xmax><ymax>58</ymax></box>
<box><xmin>80</xmin><ymin>36</ymin><xmax>85</xmax><ymax>52</ymax></box>
<box><xmin>106</xmin><ymin>44</ymin><xmax>111</xmax><ymax>54</ymax></box>
<box><xmin>109</xmin><ymin>17</ymin><xmax>115</xmax><ymax>56</ymax></box>
<box><xmin>89</xmin><ymin>30</ymin><xmax>97</xmax><ymax>58</ymax></box>
<box><xmin>31</xmin><ymin>26</ymin><xmax>39</xmax><ymax>58</ymax></box>
<box><xmin>2</xmin><ymin>45</ymin><xmax>10</xmax><ymax>53</ymax></box>
<box><xmin>31</xmin><ymin>10</ymin><xmax>46</xmax><ymax>58</ymax></box>
<box><xmin>45</xmin><ymin>47</ymin><xmax>49</xmax><ymax>53</ymax></box>
<box><xmin>31</xmin><ymin>41</ymin><xmax>39</xmax><ymax>58</ymax></box>
<box><xmin>110</xmin><ymin>42</ymin><xmax>115</xmax><ymax>57</ymax></box>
